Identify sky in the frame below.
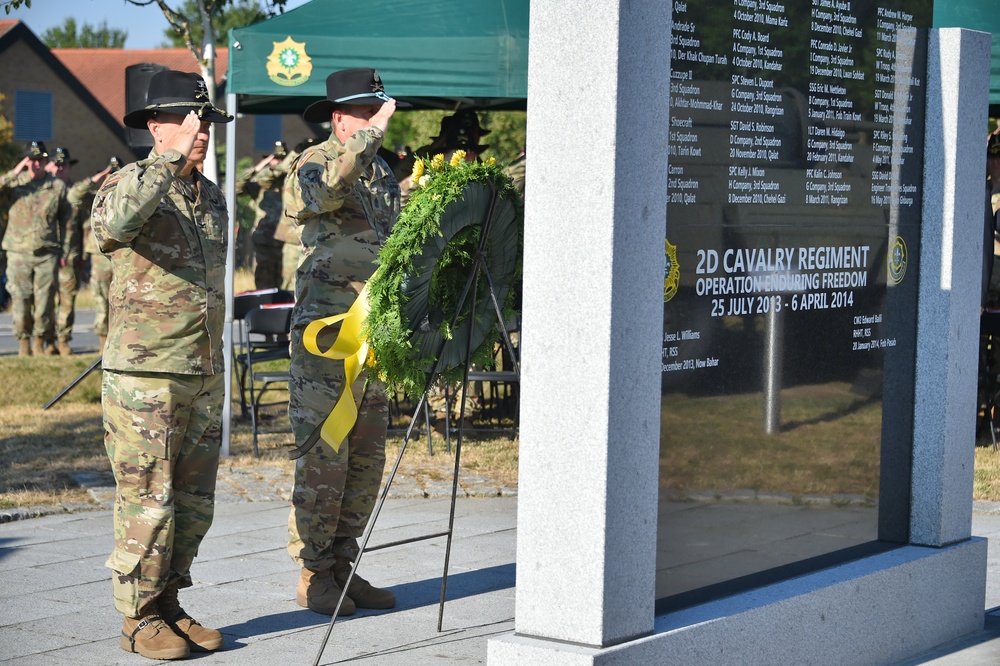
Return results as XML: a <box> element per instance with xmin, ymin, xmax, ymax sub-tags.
<box><xmin>5</xmin><ymin>0</ymin><xmax>311</xmax><ymax>49</ymax></box>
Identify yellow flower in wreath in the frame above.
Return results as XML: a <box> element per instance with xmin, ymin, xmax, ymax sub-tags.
<box><xmin>411</xmin><ymin>159</ymin><xmax>425</xmax><ymax>182</ymax></box>
<box><xmin>449</xmin><ymin>150</ymin><xmax>467</xmax><ymax>167</ymax></box>
<box><xmin>431</xmin><ymin>153</ymin><xmax>445</xmax><ymax>171</ymax></box>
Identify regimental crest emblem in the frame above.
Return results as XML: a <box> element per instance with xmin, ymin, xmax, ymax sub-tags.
<box><xmin>372</xmin><ymin>70</ymin><xmax>384</xmax><ymax>93</ymax></box>
<box><xmin>887</xmin><ymin>235</ymin><xmax>907</xmax><ymax>285</ymax></box>
<box><xmin>664</xmin><ymin>239</ymin><xmax>680</xmax><ymax>302</ymax></box>
<box><xmin>266</xmin><ymin>36</ymin><xmax>312</xmax><ymax>87</ymax></box>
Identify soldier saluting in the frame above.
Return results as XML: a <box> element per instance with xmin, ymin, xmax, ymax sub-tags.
<box><xmin>0</xmin><ymin>141</ymin><xmax>72</xmax><ymax>356</ymax></box>
<box><xmin>91</xmin><ymin>70</ymin><xmax>232</xmax><ymax>661</ymax></box>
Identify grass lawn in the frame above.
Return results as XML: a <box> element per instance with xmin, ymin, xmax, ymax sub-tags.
<box><xmin>0</xmin><ymin>352</ymin><xmax>518</xmax><ymax>511</ymax></box>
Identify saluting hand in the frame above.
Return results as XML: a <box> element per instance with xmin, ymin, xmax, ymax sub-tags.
<box><xmin>91</xmin><ymin>165</ymin><xmax>113</xmax><ymax>184</ymax></box>
<box><xmin>165</xmin><ymin>111</ymin><xmax>202</xmax><ymax>161</ymax></box>
<box><xmin>369</xmin><ymin>99</ymin><xmax>397</xmax><ymax>134</ymax></box>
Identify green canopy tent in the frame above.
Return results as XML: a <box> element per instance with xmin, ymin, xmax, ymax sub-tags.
<box><xmin>219</xmin><ymin>0</ymin><xmax>529</xmax><ymax>454</ymax></box>
<box><xmin>934</xmin><ymin>0</ymin><xmax>1000</xmax><ymax>117</ymax></box>
<box><xmin>226</xmin><ymin>0</ymin><xmax>529</xmax><ymax>113</ymax></box>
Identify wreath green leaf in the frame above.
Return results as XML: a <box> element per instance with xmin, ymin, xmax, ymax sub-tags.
<box><xmin>366</xmin><ymin>154</ymin><xmax>523</xmax><ymax>397</ymax></box>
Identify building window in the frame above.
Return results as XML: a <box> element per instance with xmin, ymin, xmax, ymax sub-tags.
<box><xmin>14</xmin><ymin>90</ymin><xmax>54</xmax><ymax>141</ymax></box>
<box><xmin>253</xmin><ymin>115</ymin><xmax>283</xmax><ymax>153</ymax></box>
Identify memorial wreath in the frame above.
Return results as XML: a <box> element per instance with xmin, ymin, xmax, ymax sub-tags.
<box><xmin>365</xmin><ymin>151</ymin><xmax>523</xmax><ymax>398</ymax></box>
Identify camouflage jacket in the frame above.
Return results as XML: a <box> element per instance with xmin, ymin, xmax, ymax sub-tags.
<box><xmin>504</xmin><ymin>154</ymin><xmax>526</xmax><ymax>196</ymax></box>
<box><xmin>282</xmin><ymin>127</ymin><xmax>400</xmax><ymax>330</ymax></box>
<box><xmin>237</xmin><ymin>163</ymin><xmax>285</xmax><ymax>248</ymax></box>
<box><xmin>0</xmin><ymin>168</ymin><xmax>71</xmax><ymax>255</ymax></box>
<box><xmin>69</xmin><ymin>178</ymin><xmax>101</xmax><ymax>256</ymax></box>
<box><xmin>91</xmin><ymin>149</ymin><xmax>229</xmax><ymax>375</ymax></box>
<box><xmin>272</xmin><ymin>149</ymin><xmax>302</xmax><ymax>245</ymax></box>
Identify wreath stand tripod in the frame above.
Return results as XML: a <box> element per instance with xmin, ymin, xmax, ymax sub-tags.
<box><xmin>310</xmin><ymin>181</ymin><xmax>520</xmax><ymax>666</ymax></box>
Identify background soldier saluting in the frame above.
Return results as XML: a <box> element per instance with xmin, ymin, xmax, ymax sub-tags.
<box><xmin>68</xmin><ymin>155</ymin><xmax>120</xmax><ymax>351</ymax></box>
<box><xmin>0</xmin><ymin>141</ymin><xmax>72</xmax><ymax>356</ymax></box>
<box><xmin>236</xmin><ymin>140</ymin><xmax>289</xmax><ymax>289</ymax></box>
<box><xmin>47</xmin><ymin>147</ymin><xmax>82</xmax><ymax>356</ymax></box>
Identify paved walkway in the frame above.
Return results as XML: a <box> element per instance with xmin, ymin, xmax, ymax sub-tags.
<box><xmin>4</xmin><ymin>492</ymin><xmax>1000</xmax><ymax>664</ymax></box>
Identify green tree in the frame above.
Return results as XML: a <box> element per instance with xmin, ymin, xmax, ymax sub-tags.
<box><xmin>1</xmin><ymin>0</ymin><xmax>29</xmax><ymax>14</ymax></box>
<box><xmin>42</xmin><ymin>17</ymin><xmax>127</xmax><ymax>48</ymax></box>
<box><xmin>159</xmin><ymin>0</ymin><xmax>267</xmax><ymax>48</ymax></box>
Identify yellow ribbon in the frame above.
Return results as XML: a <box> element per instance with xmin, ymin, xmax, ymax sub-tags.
<box><xmin>301</xmin><ymin>283</ymin><xmax>371</xmax><ymax>453</ymax></box>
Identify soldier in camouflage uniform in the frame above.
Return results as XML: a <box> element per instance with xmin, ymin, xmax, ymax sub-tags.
<box><xmin>0</xmin><ymin>141</ymin><xmax>72</xmax><ymax>356</ymax></box>
<box><xmin>273</xmin><ymin>138</ymin><xmax>317</xmax><ymax>293</ymax></box>
<box><xmin>505</xmin><ymin>147</ymin><xmax>526</xmax><ymax>197</ymax></box>
<box><xmin>91</xmin><ymin>70</ymin><xmax>233</xmax><ymax>661</ymax></box>
<box><xmin>69</xmin><ymin>156</ymin><xmax>119</xmax><ymax>351</ymax></box>
<box><xmin>282</xmin><ymin>68</ymin><xmax>405</xmax><ymax>616</ymax></box>
<box><xmin>236</xmin><ymin>141</ymin><xmax>288</xmax><ymax>289</ymax></box>
<box><xmin>47</xmin><ymin>147</ymin><xmax>82</xmax><ymax>355</ymax></box>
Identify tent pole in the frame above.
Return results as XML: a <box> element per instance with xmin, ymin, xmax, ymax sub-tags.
<box><xmin>222</xmin><ymin>92</ymin><xmax>238</xmax><ymax>458</ymax></box>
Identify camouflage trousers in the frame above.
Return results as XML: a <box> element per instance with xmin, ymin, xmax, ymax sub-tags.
<box><xmin>253</xmin><ymin>243</ymin><xmax>282</xmax><ymax>291</ymax></box>
<box><xmin>102</xmin><ymin>370</ymin><xmax>225</xmax><ymax>618</ymax></box>
<box><xmin>287</xmin><ymin>324</ymin><xmax>388</xmax><ymax>570</ymax></box>
<box><xmin>56</xmin><ymin>259</ymin><xmax>81</xmax><ymax>341</ymax></box>
<box><xmin>281</xmin><ymin>241</ymin><xmax>300</xmax><ymax>292</ymax></box>
<box><xmin>6</xmin><ymin>251</ymin><xmax>58</xmax><ymax>342</ymax></box>
<box><xmin>89</xmin><ymin>252</ymin><xmax>112</xmax><ymax>337</ymax></box>
<box><xmin>426</xmin><ymin>379</ymin><xmax>481</xmax><ymax>419</ymax></box>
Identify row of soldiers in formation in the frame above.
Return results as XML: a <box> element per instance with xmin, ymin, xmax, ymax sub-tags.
<box><xmin>0</xmin><ymin>136</ymin><xmax>311</xmax><ymax>358</ymax></box>
<box><xmin>0</xmin><ymin>110</ymin><xmax>526</xmax><ymax>359</ymax></box>
<box><xmin>0</xmin><ymin>141</ymin><xmax>118</xmax><ymax>356</ymax></box>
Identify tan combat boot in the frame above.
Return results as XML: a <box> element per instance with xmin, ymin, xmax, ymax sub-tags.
<box><xmin>296</xmin><ymin>568</ymin><xmax>356</xmax><ymax>616</ymax></box>
<box><xmin>57</xmin><ymin>338</ymin><xmax>72</xmax><ymax>356</ymax></box>
<box><xmin>120</xmin><ymin>606</ymin><xmax>190</xmax><ymax>660</ymax></box>
<box><xmin>32</xmin><ymin>338</ymin><xmax>46</xmax><ymax>356</ymax></box>
<box><xmin>333</xmin><ymin>559</ymin><xmax>396</xmax><ymax>609</ymax></box>
<box><xmin>45</xmin><ymin>341</ymin><xmax>58</xmax><ymax>356</ymax></box>
<box><xmin>18</xmin><ymin>338</ymin><xmax>31</xmax><ymax>356</ymax></box>
<box><xmin>158</xmin><ymin>585</ymin><xmax>224</xmax><ymax>652</ymax></box>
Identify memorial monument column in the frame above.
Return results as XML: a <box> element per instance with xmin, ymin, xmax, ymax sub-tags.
<box><xmin>487</xmin><ymin>0</ymin><xmax>671</xmax><ymax>659</ymax></box>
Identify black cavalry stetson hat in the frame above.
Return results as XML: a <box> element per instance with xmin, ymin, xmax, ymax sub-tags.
<box><xmin>433</xmin><ymin>109</ymin><xmax>491</xmax><ymax>153</ymax></box>
<box><xmin>123</xmin><ymin>70</ymin><xmax>234</xmax><ymax>129</ymax></box>
<box><xmin>24</xmin><ymin>141</ymin><xmax>48</xmax><ymax>159</ymax></box>
<box><xmin>302</xmin><ymin>68</ymin><xmax>410</xmax><ymax>124</ymax></box>
<box><xmin>53</xmin><ymin>147</ymin><xmax>78</xmax><ymax>166</ymax></box>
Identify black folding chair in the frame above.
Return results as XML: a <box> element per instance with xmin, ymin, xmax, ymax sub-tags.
<box><xmin>244</xmin><ymin>303</ymin><xmax>293</xmax><ymax>456</ymax></box>
<box><xmin>233</xmin><ymin>289</ymin><xmax>280</xmax><ymax>416</ymax></box>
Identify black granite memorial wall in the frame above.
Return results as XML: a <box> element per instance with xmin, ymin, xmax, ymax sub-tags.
<box><xmin>658</xmin><ymin>0</ymin><xmax>933</xmax><ymax>611</ymax></box>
